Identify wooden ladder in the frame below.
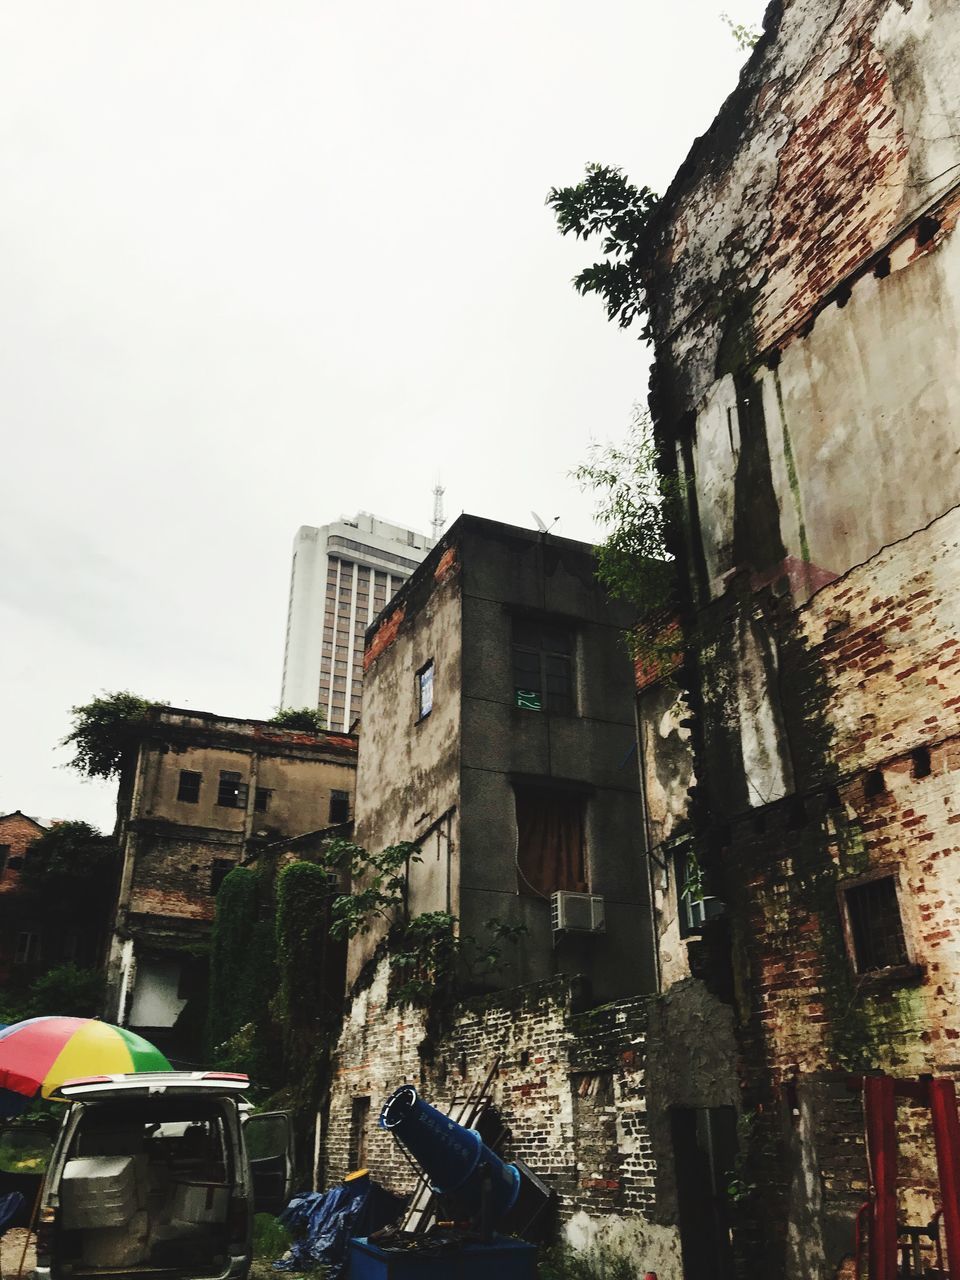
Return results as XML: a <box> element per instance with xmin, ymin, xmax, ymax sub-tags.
<box><xmin>399</xmin><ymin>1055</ymin><xmax>501</xmax><ymax>1234</ymax></box>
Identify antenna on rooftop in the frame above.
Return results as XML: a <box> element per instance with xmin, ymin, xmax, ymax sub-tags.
<box><xmin>531</xmin><ymin>511</ymin><xmax>560</xmax><ymax>535</ymax></box>
<box><xmin>432</xmin><ymin>482</ymin><xmax>445</xmax><ymax>541</ymax></box>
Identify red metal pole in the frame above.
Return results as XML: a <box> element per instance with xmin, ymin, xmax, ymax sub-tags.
<box><xmin>864</xmin><ymin>1076</ymin><xmax>898</xmax><ymax>1280</ymax></box>
<box><xmin>930</xmin><ymin>1078</ymin><xmax>960</xmax><ymax>1278</ymax></box>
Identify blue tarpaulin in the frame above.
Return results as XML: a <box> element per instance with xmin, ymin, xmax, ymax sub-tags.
<box><xmin>274</xmin><ymin>1179</ymin><xmax>405</xmax><ymax>1277</ymax></box>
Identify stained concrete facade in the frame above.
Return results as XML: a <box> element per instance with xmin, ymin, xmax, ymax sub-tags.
<box><xmin>638</xmin><ymin>0</ymin><xmax>960</xmax><ymax>1275</ymax></box>
<box><xmin>348</xmin><ymin>514</ymin><xmax>656</xmax><ymax>1003</ymax></box>
<box><xmin>106</xmin><ymin>706</ymin><xmax>357</xmax><ymax>1057</ymax></box>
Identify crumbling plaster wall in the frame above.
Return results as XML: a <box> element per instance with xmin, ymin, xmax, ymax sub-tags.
<box><xmin>324</xmin><ymin>960</ymin><xmax>737</xmax><ymax>1276</ymax></box>
<box><xmin>349</xmin><ymin>543</ymin><xmax>463</xmax><ymax>984</ymax></box>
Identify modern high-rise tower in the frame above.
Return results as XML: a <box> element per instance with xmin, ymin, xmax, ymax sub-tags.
<box><xmin>281</xmin><ymin>513</ymin><xmax>435</xmax><ymax>731</ymax></box>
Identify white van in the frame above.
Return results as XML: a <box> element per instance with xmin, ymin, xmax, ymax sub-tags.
<box><xmin>31</xmin><ymin>1071</ymin><xmax>293</xmax><ymax>1280</ymax></box>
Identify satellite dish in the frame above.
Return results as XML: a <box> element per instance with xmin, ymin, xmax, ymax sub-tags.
<box><xmin>531</xmin><ymin>511</ymin><xmax>560</xmax><ymax>535</ymax></box>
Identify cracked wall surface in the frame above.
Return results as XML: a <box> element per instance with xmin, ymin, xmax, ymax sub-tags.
<box><xmin>643</xmin><ymin>0</ymin><xmax>960</xmax><ymax>1274</ymax></box>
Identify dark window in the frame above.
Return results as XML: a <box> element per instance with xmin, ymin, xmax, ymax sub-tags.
<box><xmin>417</xmin><ymin>660</ymin><xmax>434</xmax><ymax>720</ymax></box>
<box><xmin>210</xmin><ymin>859</ymin><xmax>236</xmax><ymax>894</ymax></box>
<box><xmin>844</xmin><ymin>876</ymin><xmax>909</xmax><ymax>973</ymax></box>
<box><xmin>217</xmin><ymin>771</ymin><xmax>249</xmax><ymax>808</ymax></box>
<box><xmin>329</xmin><ymin>790</ymin><xmax>350</xmax><ymax>824</ymax></box>
<box><xmin>512</xmin><ymin>618</ymin><xmax>574</xmax><ymax>714</ymax></box>
<box><xmin>912</xmin><ymin>746</ymin><xmax>932</xmax><ymax>779</ymax></box>
<box><xmin>515</xmin><ymin>786</ymin><xmax>586</xmax><ymax>896</ymax></box>
<box><xmin>15</xmin><ymin>932</ymin><xmax>40</xmax><ymax>965</ymax></box>
<box><xmin>177</xmin><ymin>770</ymin><xmax>202</xmax><ymax>804</ymax></box>
<box><xmin>674</xmin><ymin>845</ymin><xmax>724</xmax><ymax>938</ymax></box>
<box><xmin>349</xmin><ymin>1096</ymin><xmax>371</xmax><ymax>1170</ymax></box>
<box><xmin>864</xmin><ymin>768</ymin><xmax>886</xmax><ymax>799</ymax></box>
<box><xmin>0</xmin><ymin>844</ymin><xmax>9</xmax><ymax>877</ymax></box>
<box><xmin>254</xmin><ymin>787</ymin><xmax>272</xmax><ymax>813</ymax></box>
<box><xmin>7</xmin><ymin>856</ymin><xmax>23</xmax><ymax>871</ymax></box>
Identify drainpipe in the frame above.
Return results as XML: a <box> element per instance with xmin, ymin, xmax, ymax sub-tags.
<box><xmin>634</xmin><ymin>693</ymin><xmax>662</xmax><ymax>995</ymax></box>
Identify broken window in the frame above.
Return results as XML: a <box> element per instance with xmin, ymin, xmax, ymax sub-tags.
<box><xmin>177</xmin><ymin>770</ymin><xmax>202</xmax><ymax>804</ymax></box>
<box><xmin>14</xmin><ymin>932</ymin><xmax>40</xmax><ymax>965</ymax></box>
<box><xmin>674</xmin><ymin>844</ymin><xmax>725</xmax><ymax>938</ymax></box>
<box><xmin>329</xmin><ymin>789</ymin><xmax>350</xmax><ymax>824</ymax></box>
<box><xmin>515</xmin><ymin>785</ymin><xmax>587</xmax><ymax>896</ymax></box>
<box><xmin>254</xmin><ymin>787</ymin><xmax>272</xmax><ymax>813</ymax></box>
<box><xmin>417</xmin><ymin>660</ymin><xmax>434</xmax><ymax>720</ymax></box>
<box><xmin>210</xmin><ymin>859</ymin><xmax>236</xmax><ymax>895</ymax></box>
<box><xmin>216</xmin><ymin>771</ymin><xmax>249</xmax><ymax>809</ymax></box>
<box><xmin>512</xmin><ymin>618</ymin><xmax>574</xmax><ymax>714</ymax></box>
<box><xmin>841</xmin><ymin>874</ymin><xmax>909</xmax><ymax>973</ymax></box>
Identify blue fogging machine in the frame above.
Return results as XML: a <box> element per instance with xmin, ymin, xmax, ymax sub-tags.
<box><xmin>378</xmin><ymin>1085</ymin><xmax>551</xmax><ymax>1238</ymax></box>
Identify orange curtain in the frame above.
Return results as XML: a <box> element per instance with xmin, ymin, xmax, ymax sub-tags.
<box><xmin>516</xmin><ymin>789</ymin><xmax>586</xmax><ymax>896</ymax></box>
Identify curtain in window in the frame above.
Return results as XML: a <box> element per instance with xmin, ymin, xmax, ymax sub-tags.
<box><xmin>515</xmin><ymin>788</ymin><xmax>586</xmax><ymax>896</ymax></box>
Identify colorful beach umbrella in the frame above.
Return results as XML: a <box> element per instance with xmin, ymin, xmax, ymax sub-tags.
<box><xmin>0</xmin><ymin>1016</ymin><xmax>171</xmax><ymax>1116</ymax></box>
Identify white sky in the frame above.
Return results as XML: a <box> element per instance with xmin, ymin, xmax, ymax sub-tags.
<box><xmin>0</xmin><ymin>1</ymin><xmax>766</xmax><ymax>831</ymax></box>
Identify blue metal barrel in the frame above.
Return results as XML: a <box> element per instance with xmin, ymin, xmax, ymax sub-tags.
<box><xmin>379</xmin><ymin>1086</ymin><xmax>521</xmax><ymax>1219</ymax></box>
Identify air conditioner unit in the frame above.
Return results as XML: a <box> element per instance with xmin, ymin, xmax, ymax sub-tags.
<box><xmin>551</xmin><ymin>891</ymin><xmax>605</xmax><ymax>935</ymax></box>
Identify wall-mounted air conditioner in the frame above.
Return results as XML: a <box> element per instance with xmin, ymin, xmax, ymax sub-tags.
<box><xmin>551</xmin><ymin>891</ymin><xmax>605</xmax><ymax>935</ymax></box>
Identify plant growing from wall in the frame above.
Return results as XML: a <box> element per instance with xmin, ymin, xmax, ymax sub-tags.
<box><xmin>320</xmin><ymin>837</ymin><xmax>421</xmax><ymax>940</ymax></box>
<box><xmin>575</xmin><ymin>406</ymin><xmax>685</xmax><ymax>667</ymax></box>
<box><xmin>61</xmin><ymin>691</ymin><xmax>158</xmax><ymax>779</ymax></box>
<box><xmin>388</xmin><ymin>912</ymin><xmax>527</xmax><ymax>1009</ymax></box>
<box><xmin>275</xmin><ymin>860</ymin><xmax>337</xmax><ymax>1031</ymax></box>
<box><xmin>547</xmin><ymin>163</ymin><xmax>659</xmax><ymax>337</ymax></box>
<box><xmin>268</xmin><ymin>707</ymin><xmax>327</xmax><ymax>734</ymax></box>
<box><xmin>207</xmin><ymin>866</ymin><xmax>279</xmax><ymax>1085</ymax></box>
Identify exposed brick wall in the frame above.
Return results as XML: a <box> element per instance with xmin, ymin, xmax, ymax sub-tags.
<box><xmin>323</xmin><ymin>961</ymin><xmax>656</xmax><ymax>1229</ymax></box>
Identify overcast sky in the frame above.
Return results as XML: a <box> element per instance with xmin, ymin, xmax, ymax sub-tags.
<box><xmin>1</xmin><ymin>1</ymin><xmax>765</xmax><ymax>831</ymax></box>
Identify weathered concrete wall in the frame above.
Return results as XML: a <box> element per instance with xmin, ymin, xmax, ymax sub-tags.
<box><xmin>324</xmin><ymin>957</ymin><xmax>696</xmax><ymax>1277</ymax></box>
<box><xmin>349</xmin><ymin>543</ymin><xmax>463</xmax><ymax>984</ymax></box>
<box><xmin>641</xmin><ymin>1</ymin><xmax>960</xmax><ymax>1274</ymax></box>
<box><xmin>108</xmin><ymin>709</ymin><xmax>358</xmax><ymax>1036</ymax></box>
<box><xmin>349</xmin><ymin>516</ymin><xmax>656</xmax><ymax>1003</ymax></box>
<box><xmin>457</xmin><ymin>521</ymin><xmax>655</xmax><ymax>1002</ymax></box>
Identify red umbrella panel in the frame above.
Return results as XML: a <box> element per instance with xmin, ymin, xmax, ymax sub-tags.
<box><xmin>0</xmin><ymin>1017</ymin><xmax>171</xmax><ymax>1116</ymax></box>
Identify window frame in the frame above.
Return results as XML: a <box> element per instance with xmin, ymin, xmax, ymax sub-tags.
<box><xmin>673</xmin><ymin>843</ymin><xmax>724</xmax><ymax>939</ymax></box>
<box><xmin>15</xmin><ymin>932</ymin><xmax>40</xmax><ymax>965</ymax></box>
<box><xmin>210</xmin><ymin>859</ymin><xmax>236</xmax><ymax>895</ymax></box>
<box><xmin>216</xmin><ymin>770</ymin><xmax>249</xmax><ymax>810</ymax></box>
<box><xmin>511</xmin><ymin>615</ymin><xmax>576</xmax><ymax>716</ymax></box>
<box><xmin>416</xmin><ymin>659</ymin><xmax>434</xmax><ymax>722</ymax></box>
<box><xmin>513</xmin><ymin>780</ymin><xmax>589</xmax><ymax>897</ymax></box>
<box><xmin>837</xmin><ymin>867</ymin><xmax>917</xmax><ymax>980</ymax></box>
<box><xmin>329</xmin><ymin>789</ymin><xmax>350</xmax><ymax>825</ymax></box>
<box><xmin>177</xmin><ymin>770</ymin><xmax>202</xmax><ymax>805</ymax></box>
<box><xmin>254</xmin><ymin>787</ymin><xmax>272</xmax><ymax>813</ymax></box>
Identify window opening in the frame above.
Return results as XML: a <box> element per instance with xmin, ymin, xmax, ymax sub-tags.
<box><xmin>515</xmin><ymin>786</ymin><xmax>586</xmax><ymax>896</ymax></box>
<box><xmin>216</xmin><ymin>771</ymin><xmax>249</xmax><ymax>809</ymax></box>
<box><xmin>864</xmin><ymin>768</ymin><xmax>886</xmax><ymax>799</ymax></box>
<box><xmin>0</xmin><ymin>844</ymin><xmax>9</xmax><ymax>877</ymax></box>
<box><xmin>15</xmin><ymin>932</ymin><xmax>40</xmax><ymax>965</ymax></box>
<box><xmin>329</xmin><ymin>790</ymin><xmax>350</xmax><ymax>824</ymax></box>
<box><xmin>512</xmin><ymin>618</ymin><xmax>574</xmax><ymax>714</ymax></box>
<box><xmin>417</xmin><ymin>660</ymin><xmax>434</xmax><ymax>720</ymax></box>
<box><xmin>349</xmin><ymin>1096</ymin><xmax>371</xmax><ymax>1170</ymax></box>
<box><xmin>843</xmin><ymin>876</ymin><xmax>908</xmax><ymax>973</ymax></box>
<box><xmin>254</xmin><ymin>787</ymin><xmax>272</xmax><ymax>813</ymax></box>
<box><xmin>674</xmin><ymin>845</ymin><xmax>724</xmax><ymax>937</ymax></box>
<box><xmin>210</xmin><ymin>859</ymin><xmax>236</xmax><ymax>895</ymax></box>
<box><xmin>177</xmin><ymin>770</ymin><xmax>202</xmax><ymax>804</ymax></box>
<box><xmin>912</xmin><ymin>746</ymin><xmax>932</xmax><ymax>779</ymax></box>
